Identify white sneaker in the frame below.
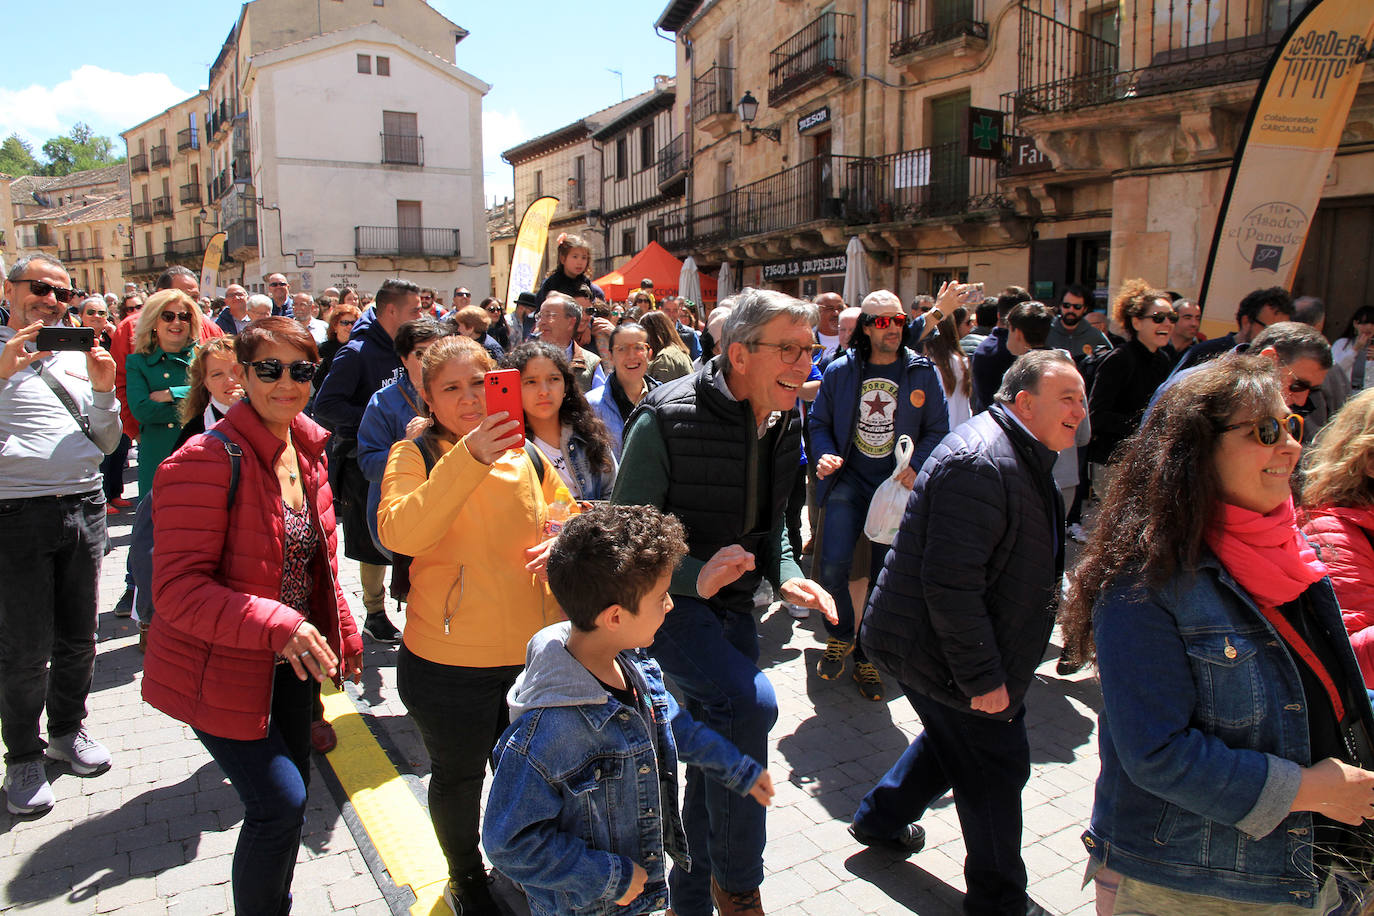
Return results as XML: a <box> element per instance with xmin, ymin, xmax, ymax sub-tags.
<box><xmin>45</xmin><ymin>727</ymin><xmax>111</xmax><ymax>776</ymax></box>
<box><xmin>1067</xmin><ymin>523</ymin><xmax>1088</xmax><ymax>543</ymax></box>
<box><xmin>786</xmin><ymin>603</ymin><xmax>810</xmax><ymax>619</ymax></box>
<box><xmin>753</xmin><ymin>582</ymin><xmax>775</xmax><ymax>607</ymax></box>
<box><xmin>4</xmin><ymin>759</ymin><xmax>54</xmax><ymax>814</ymax></box>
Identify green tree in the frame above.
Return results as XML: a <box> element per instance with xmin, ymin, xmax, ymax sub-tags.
<box><xmin>0</xmin><ymin>134</ymin><xmax>40</xmax><ymax>176</ymax></box>
<box><xmin>39</xmin><ymin>122</ymin><xmax>124</xmax><ymax>176</ymax></box>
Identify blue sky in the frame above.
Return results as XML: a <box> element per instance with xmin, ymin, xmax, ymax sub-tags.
<box><xmin>0</xmin><ymin>0</ymin><xmax>676</xmax><ymax>204</ymax></box>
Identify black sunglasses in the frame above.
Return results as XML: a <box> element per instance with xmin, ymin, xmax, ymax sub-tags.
<box><xmin>246</xmin><ymin>359</ymin><xmax>318</xmax><ymax>383</ymax></box>
<box><xmin>20</xmin><ymin>278</ymin><xmax>78</xmax><ymax>303</ymax></box>
<box><xmin>160</xmin><ymin>310</ymin><xmax>193</xmax><ymax>324</ymax></box>
<box><xmin>1142</xmin><ymin>312</ymin><xmax>1178</xmax><ymax>324</ymax></box>
<box><xmin>1220</xmin><ymin>413</ymin><xmax>1303</xmax><ymax>446</ymax></box>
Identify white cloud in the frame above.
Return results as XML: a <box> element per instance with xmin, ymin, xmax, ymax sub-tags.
<box><xmin>481</xmin><ymin>108</ymin><xmax>525</xmax><ymax>207</ymax></box>
<box><xmin>0</xmin><ymin>66</ymin><xmax>194</xmax><ymax>147</ymax></box>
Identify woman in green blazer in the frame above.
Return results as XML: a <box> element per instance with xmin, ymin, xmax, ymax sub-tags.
<box><xmin>125</xmin><ymin>289</ymin><xmax>202</xmax><ymax>498</ymax></box>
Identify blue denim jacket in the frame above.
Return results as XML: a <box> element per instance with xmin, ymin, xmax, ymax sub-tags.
<box><xmin>1087</xmin><ymin>553</ymin><xmax>1374</xmax><ymax>907</ymax></box>
<box><xmin>483</xmin><ymin>623</ymin><xmax>763</xmax><ymax>916</ymax></box>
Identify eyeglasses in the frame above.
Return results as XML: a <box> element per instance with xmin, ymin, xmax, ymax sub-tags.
<box><xmin>268</xmin><ymin>281</ymin><xmax>288</xmax><ymax>288</ymax></box>
<box><xmin>748</xmin><ymin>341</ymin><xmax>826</xmax><ymax>364</ymax></box>
<box><xmin>19</xmin><ymin>279</ymin><xmax>77</xmax><ymax>303</ymax></box>
<box><xmin>864</xmin><ymin>314</ymin><xmax>907</xmax><ymax>329</ymax></box>
<box><xmin>338</xmin><ymin>319</ymin><xmax>356</xmax><ymax>326</ymax></box>
<box><xmin>484</xmin><ymin>304</ymin><xmax>503</xmax><ymax>313</ymax></box>
<box><xmin>1286</xmin><ymin>377</ymin><xmax>1317</xmax><ymax>394</ymax></box>
<box><xmin>1142</xmin><ymin>312</ymin><xmax>1178</xmax><ymax>324</ymax></box>
<box><xmin>1220</xmin><ymin>413</ymin><xmax>1303</xmax><ymax>446</ymax></box>
<box><xmin>84</xmin><ymin>309</ymin><xmax>108</xmax><ymax>318</ymax></box>
<box><xmin>160</xmin><ymin>311</ymin><xmax>193</xmax><ymax>324</ymax></box>
<box><xmin>817</xmin><ymin>303</ymin><xmax>842</xmax><ymax>314</ymax></box>
<box><xmin>246</xmin><ymin>359</ymin><xmax>319</xmax><ymax>383</ymax></box>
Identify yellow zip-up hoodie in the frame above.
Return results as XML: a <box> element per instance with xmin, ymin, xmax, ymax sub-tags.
<box><xmin>378</xmin><ymin>436</ymin><xmax>560</xmax><ymax>668</ymax></box>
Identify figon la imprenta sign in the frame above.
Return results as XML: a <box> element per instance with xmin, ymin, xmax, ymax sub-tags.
<box><xmin>761</xmin><ymin>253</ymin><xmax>847</xmax><ymax>280</ymax></box>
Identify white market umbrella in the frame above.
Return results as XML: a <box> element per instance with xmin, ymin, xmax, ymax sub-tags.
<box><xmin>679</xmin><ymin>256</ymin><xmax>703</xmax><ymax>318</ymax></box>
<box><xmin>716</xmin><ymin>261</ymin><xmax>735</xmax><ymax>302</ymax></box>
<box><xmin>842</xmin><ymin>236</ymin><xmax>870</xmax><ymax>306</ymax></box>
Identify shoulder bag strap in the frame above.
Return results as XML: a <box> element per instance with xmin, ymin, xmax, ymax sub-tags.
<box><xmin>523</xmin><ymin>440</ymin><xmax>546</xmax><ymax>484</ymax></box>
<box><xmin>201</xmin><ymin>429</ymin><xmax>242</xmax><ymax>507</ymax></box>
<box><xmin>37</xmin><ymin>362</ymin><xmax>94</xmax><ymax>443</ymax></box>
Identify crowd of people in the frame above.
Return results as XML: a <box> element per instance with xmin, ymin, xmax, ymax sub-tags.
<box><xmin>4</xmin><ymin>241</ymin><xmax>1374</xmax><ymax>916</ymax></box>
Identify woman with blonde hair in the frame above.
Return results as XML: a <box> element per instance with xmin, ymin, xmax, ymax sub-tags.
<box><xmin>126</xmin><ymin>288</ymin><xmax>204</xmax><ymax>498</ymax></box>
<box><xmin>640</xmin><ymin>310</ymin><xmax>693</xmax><ymax>383</ymax></box>
<box><xmin>1302</xmin><ymin>388</ymin><xmax>1374</xmax><ymax>686</ymax></box>
<box><xmin>377</xmin><ymin>335</ymin><xmax>557</xmax><ymax>914</ymax></box>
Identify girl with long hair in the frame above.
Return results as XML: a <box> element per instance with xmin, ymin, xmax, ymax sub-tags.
<box><xmin>639</xmin><ymin>310</ymin><xmax>693</xmax><ymax>383</ymax></box>
<box><xmin>174</xmin><ymin>336</ymin><xmax>243</xmax><ymax>447</ymax></box>
<box><xmin>1061</xmin><ymin>353</ymin><xmax>1374</xmax><ymax>914</ymax></box>
<box><xmin>924</xmin><ymin>308</ymin><xmax>973</xmax><ymax>428</ymax></box>
<box><xmin>502</xmin><ymin>341</ymin><xmax>616</xmax><ymax>500</ymax></box>
<box><xmin>1332</xmin><ymin>305</ymin><xmax>1374</xmax><ymax>391</ymax></box>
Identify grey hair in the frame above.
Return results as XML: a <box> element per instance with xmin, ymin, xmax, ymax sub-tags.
<box><xmin>994</xmin><ymin>349</ymin><xmax>1077</xmax><ymax>405</ymax></box>
<box><xmin>247</xmin><ymin>293</ymin><xmax>273</xmax><ymax>312</ymax></box>
<box><xmin>545</xmin><ymin>291</ymin><xmax>580</xmax><ymax>325</ymax></box>
<box><xmin>7</xmin><ymin>253</ymin><xmax>66</xmax><ymax>282</ymax></box>
<box><xmin>80</xmin><ymin>296</ymin><xmax>106</xmax><ymax>312</ymax></box>
<box><xmin>1250</xmin><ymin>320</ymin><xmax>1333</xmax><ymax>369</ymax></box>
<box><xmin>720</xmin><ymin>288</ymin><xmax>817</xmax><ymax>354</ymax></box>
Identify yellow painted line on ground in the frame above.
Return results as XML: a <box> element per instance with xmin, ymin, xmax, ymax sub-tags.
<box><xmin>318</xmin><ymin>680</ymin><xmax>450</xmax><ymax>916</ymax></box>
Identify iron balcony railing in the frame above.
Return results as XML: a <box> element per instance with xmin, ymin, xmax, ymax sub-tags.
<box><xmin>692</xmin><ymin>65</ymin><xmax>734</xmax><ymax>125</ymax></box>
<box><xmin>164</xmin><ymin>237</ymin><xmax>208</xmax><ymax>260</ymax></box>
<box><xmin>769</xmin><ymin>11</ymin><xmax>855</xmax><ymax>106</ymax></box>
<box><xmin>381</xmin><ymin>133</ymin><xmax>424</xmax><ymax>166</ymax></box>
<box><xmin>130</xmin><ymin>153</ymin><xmax>149</xmax><ymax>175</ymax></box>
<box><xmin>232</xmin><ymin>151</ymin><xmax>251</xmax><ymax>182</ymax></box>
<box><xmin>150</xmin><ymin>145</ymin><xmax>170</xmax><ymax>168</ymax></box>
<box><xmin>124</xmin><ymin>253</ymin><xmax>159</xmax><ymax>275</ymax></box>
<box><xmin>152</xmin><ymin>196</ymin><xmax>173</xmax><ymax>218</ymax></box>
<box><xmin>179</xmin><ymin>183</ymin><xmax>201</xmax><ymax>205</ymax></box>
<box><xmin>658</xmin><ymin>133</ymin><xmax>687</xmax><ymax>187</ymax></box>
<box><xmin>177</xmin><ymin>127</ymin><xmax>199</xmax><ymax>152</ymax></box>
<box><xmin>131</xmin><ymin>202</ymin><xmax>151</xmax><ymax>224</ymax></box>
<box><xmin>227</xmin><ymin>218</ymin><xmax>258</xmax><ymax>257</ymax></box>
<box><xmin>890</xmin><ymin>0</ymin><xmax>988</xmax><ymax>58</ymax></box>
<box><xmin>1012</xmin><ymin>0</ymin><xmax>1310</xmax><ymax>120</ymax></box>
<box><xmin>64</xmin><ymin>247</ymin><xmax>103</xmax><ymax>263</ymax></box>
<box><xmin>355</xmin><ymin>225</ymin><xmax>460</xmax><ymax>258</ymax></box>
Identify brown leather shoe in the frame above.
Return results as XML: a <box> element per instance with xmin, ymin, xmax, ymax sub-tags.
<box><xmin>711</xmin><ymin>876</ymin><xmax>764</xmax><ymax>915</ymax></box>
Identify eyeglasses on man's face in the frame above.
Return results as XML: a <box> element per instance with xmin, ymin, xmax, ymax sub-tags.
<box><xmin>19</xmin><ymin>278</ymin><xmax>77</xmax><ymax>303</ymax></box>
<box><xmin>747</xmin><ymin>341</ymin><xmax>825</xmax><ymax>364</ymax></box>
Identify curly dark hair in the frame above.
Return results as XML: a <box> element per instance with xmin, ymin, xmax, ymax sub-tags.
<box><xmin>548</xmin><ymin>505</ymin><xmax>688</xmax><ymax>631</ymax></box>
<box><xmin>1060</xmin><ymin>353</ymin><xmax>1285</xmax><ymax>664</ymax></box>
<box><xmin>1111</xmin><ymin>278</ymin><xmax>1171</xmax><ymax>342</ymax></box>
<box><xmin>501</xmin><ymin>341</ymin><xmax>615</xmax><ymax>474</ymax></box>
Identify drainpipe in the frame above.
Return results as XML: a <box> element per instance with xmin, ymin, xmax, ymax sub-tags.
<box><xmin>859</xmin><ymin>0</ymin><xmax>869</xmax><ymax>160</ymax></box>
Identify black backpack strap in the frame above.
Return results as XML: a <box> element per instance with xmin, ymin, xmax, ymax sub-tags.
<box><xmin>523</xmin><ymin>441</ymin><xmax>546</xmax><ymax>484</ymax></box>
<box><xmin>412</xmin><ymin>435</ymin><xmax>439</xmax><ymax>476</ymax></box>
<box><xmin>202</xmin><ymin>429</ymin><xmax>242</xmax><ymax>506</ymax></box>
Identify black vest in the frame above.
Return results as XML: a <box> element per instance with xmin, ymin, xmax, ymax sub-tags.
<box><xmin>640</xmin><ymin>362</ymin><xmax>802</xmax><ymax>613</ymax></box>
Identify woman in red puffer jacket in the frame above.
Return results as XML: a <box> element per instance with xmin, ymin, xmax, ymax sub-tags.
<box><xmin>1301</xmin><ymin>388</ymin><xmax>1374</xmax><ymax>687</ymax></box>
<box><xmin>143</xmin><ymin>317</ymin><xmax>363</xmax><ymax>916</ymax></box>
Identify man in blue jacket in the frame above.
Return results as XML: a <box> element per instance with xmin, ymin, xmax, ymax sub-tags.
<box><xmin>314</xmin><ymin>278</ymin><xmax>422</xmax><ymax>643</ymax></box>
<box><xmin>808</xmin><ymin>290</ymin><xmax>947</xmax><ymax>701</ymax></box>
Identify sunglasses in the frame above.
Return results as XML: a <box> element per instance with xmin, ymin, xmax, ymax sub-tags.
<box><xmin>1142</xmin><ymin>312</ymin><xmax>1178</xmax><ymax>324</ymax></box>
<box><xmin>20</xmin><ymin>278</ymin><xmax>78</xmax><ymax>303</ymax></box>
<box><xmin>246</xmin><ymin>359</ymin><xmax>319</xmax><ymax>383</ymax></box>
<box><xmin>865</xmin><ymin>314</ymin><xmax>907</xmax><ymax>329</ymax></box>
<box><xmin>338</xmin><ymin>318</ymin><xmax>356</xmax><ymax>326</ymax></box>
<box><xmin>1220</xmin><ymin>413</ymin><xmax>1303</xmax><ymax>446</ymax></box>
<box><xmin>1287</xmin><ymin>377</ymin><xmax>1317</xmax><ymax>394</ymax></box>
<box><xmin>484</xmin><ymin>305</ymin><xmax>503</xmax><ymax>313</ymax></box>
<box><xmin>85</xmin><ymin>309</ymin><xmax>108</xmax><ymax>317</ymax></box>
<box><xmin>160</xmin><ymin>311</ymin><xmax>193</xmax><ymax>324</ymax></box>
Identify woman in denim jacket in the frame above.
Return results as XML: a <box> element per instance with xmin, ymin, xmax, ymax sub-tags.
<box><xmin>504</xmin><ymin>341</ymin><xmax>617</xmax><ymax>500</ymax></box>
<box><xmin>1061</xmin><ymin>353</ymin><xmax>1374</xmax><ymax>914</ymax></box>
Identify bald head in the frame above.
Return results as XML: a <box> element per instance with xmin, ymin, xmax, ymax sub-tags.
<box><xmin>815</xmin><ymin>292</ymin><xmax>843</xmax><ymax>336</ymax></box>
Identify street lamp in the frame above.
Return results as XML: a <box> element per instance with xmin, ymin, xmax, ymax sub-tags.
<box><xmin>737</xmin><ymin>91</ymin><xmax>780</xmax><ymax>143</ymax></box>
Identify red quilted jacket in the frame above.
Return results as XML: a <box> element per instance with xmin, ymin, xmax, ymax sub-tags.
<box><xmin>1302</xmin><ymin>505</ymin><xmax>1374</xmax><ymax>688</ymax></box>
<box><xmin>142</xmin><ymin>399</ymin><xmax>363</xmax><ymax>740</ymax></box>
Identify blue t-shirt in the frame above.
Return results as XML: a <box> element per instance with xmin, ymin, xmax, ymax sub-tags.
<box><xmin>847</xmin><ymin>358</ymin><xmax>904</xmax><ymax>488</ymax></box>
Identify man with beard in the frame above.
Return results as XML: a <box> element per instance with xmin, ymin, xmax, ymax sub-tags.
<box><xmin>1045</xmin><ymin>285</ymin><xmax>1109</xmax><ymax>360</ymax></box>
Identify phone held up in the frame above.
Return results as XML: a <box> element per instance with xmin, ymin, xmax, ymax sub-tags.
<box><xmin>35</xmin><ymin>326</ymin><xmax>96</xmax><ymax>352</ymax></box>
<box><xmin>483</xmin><ymin>368</ymin><xmax>525</xmax><ymax>448</ymax></box>
<box><xmin>957</xmin><ymin>282</ymin><xmax>985</xmax><ymax>306</ymax></box>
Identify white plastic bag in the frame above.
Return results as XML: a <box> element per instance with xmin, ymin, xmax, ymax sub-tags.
<box><xmin>863</xmin><ymin>434</ymin><xmax>915</xmax><ymax>545</ymax></box>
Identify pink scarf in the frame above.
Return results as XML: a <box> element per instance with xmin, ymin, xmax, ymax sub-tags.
<box><xmin>1205</xmin><ymin>498</ymin><xmax>1327</xmax><ymax>608</ymax></box>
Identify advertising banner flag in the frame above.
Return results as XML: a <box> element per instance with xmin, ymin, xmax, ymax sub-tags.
<box><xmin>505</xmin><ymin>196</ymin><xmax>559</xmax><ymax>310</ymax></box>
<box><xmin>1198</xmin><ymin>0</ymin><xmax>1374</xmax><ymax>336</ymax></box>
<box><xmin>200</xmin><ymin>232</ymin><xmax>228</xmax><ymax>297</ymax></box>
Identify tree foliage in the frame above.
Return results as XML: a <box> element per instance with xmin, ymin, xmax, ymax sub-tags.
<box><xmin>0</xmin><ymin>124</ymin><xmax>125</xmax><ymax>178</ymax></box>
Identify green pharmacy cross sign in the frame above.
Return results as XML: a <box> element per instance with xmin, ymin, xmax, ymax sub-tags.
<box><xmin>965</xmin><ymin>108</ymin><xmax>1005</xmax><ymax>161</ymax></box>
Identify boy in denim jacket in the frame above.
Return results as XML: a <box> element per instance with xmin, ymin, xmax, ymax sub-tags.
<box><xmin>483</xmin><ymin>505</ymin><xmax>774</xmax><ymax>916</ymax></box>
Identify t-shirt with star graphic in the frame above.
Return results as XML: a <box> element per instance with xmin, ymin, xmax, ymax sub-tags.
<box><xmin>849</xmin><ymin>359</ymin><xmax>904</xmax><ymax>488</ymax></box>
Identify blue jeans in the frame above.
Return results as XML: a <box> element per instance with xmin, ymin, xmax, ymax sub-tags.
<box><xmin>818</xmin><ymin>474</ymin><xmax>888</xmax><ymax>657</ymax></box>
<box><xmin>397</xmin><ymin>645</ymin><xmax>521</xmax><ymax>883</ymax></box>
<box><xmin>650</xmin><ymin>596</ymin><xmax>777</xmax><ymax>916</ymax></box>
<box><xmin>194</xmin><ymin>664</ymin><xmax>314</xmax><ymax>916</ymax></box>
<box><xmin>853</xmin><ymin>686</ymin><xmax>1031</xmax><ymax>916</ymax></box>
<box><xmin>0</xmin><ymin>491</ymin><xmax>104</xmax><ymax>763</ymax></box>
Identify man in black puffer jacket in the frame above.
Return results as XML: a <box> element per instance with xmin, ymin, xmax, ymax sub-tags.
<box><xmin>850</xmin><ymin>350</ymin><xmax>1086</xmax><ymax>916</ymax></box>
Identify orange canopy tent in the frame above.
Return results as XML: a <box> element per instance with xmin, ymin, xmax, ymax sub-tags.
<box><xmin>593</xmin><ymin>241</ymin><xmax>717</xmax><ymax>304</ymax></box>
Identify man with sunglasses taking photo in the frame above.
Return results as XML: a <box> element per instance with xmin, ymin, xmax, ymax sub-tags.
<box><xmin>808</xmin><ymin>290</ymin><xmax>949</xmax><ymax>702</ymax></box>
<box><xmin>0</xmin><ymin>254</ymin><xmax>122</xmax><ymax>815</ymax></box>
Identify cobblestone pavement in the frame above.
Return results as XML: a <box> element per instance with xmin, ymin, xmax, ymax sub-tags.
<box><xmin>1</xmin><ymin>486</ymin><xmax>1102</xmax><ymax>915</ymax></box>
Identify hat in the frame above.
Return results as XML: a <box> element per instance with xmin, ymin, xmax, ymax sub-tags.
<box><xmin>860</xmin><ymin>289</ymin><xmax>904</xmax><ymax>317</ymax></box>
<box><xmin>515</xmin><ymin>292</ymin><xmax>539</xmax><ymax>309</ymax></box>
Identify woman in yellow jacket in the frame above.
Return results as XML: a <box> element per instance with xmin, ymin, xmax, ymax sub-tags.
<box><xmin>378</xmin><ymin>334</ymin><xmax>557</xmax><ymax>915</ymax></box>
